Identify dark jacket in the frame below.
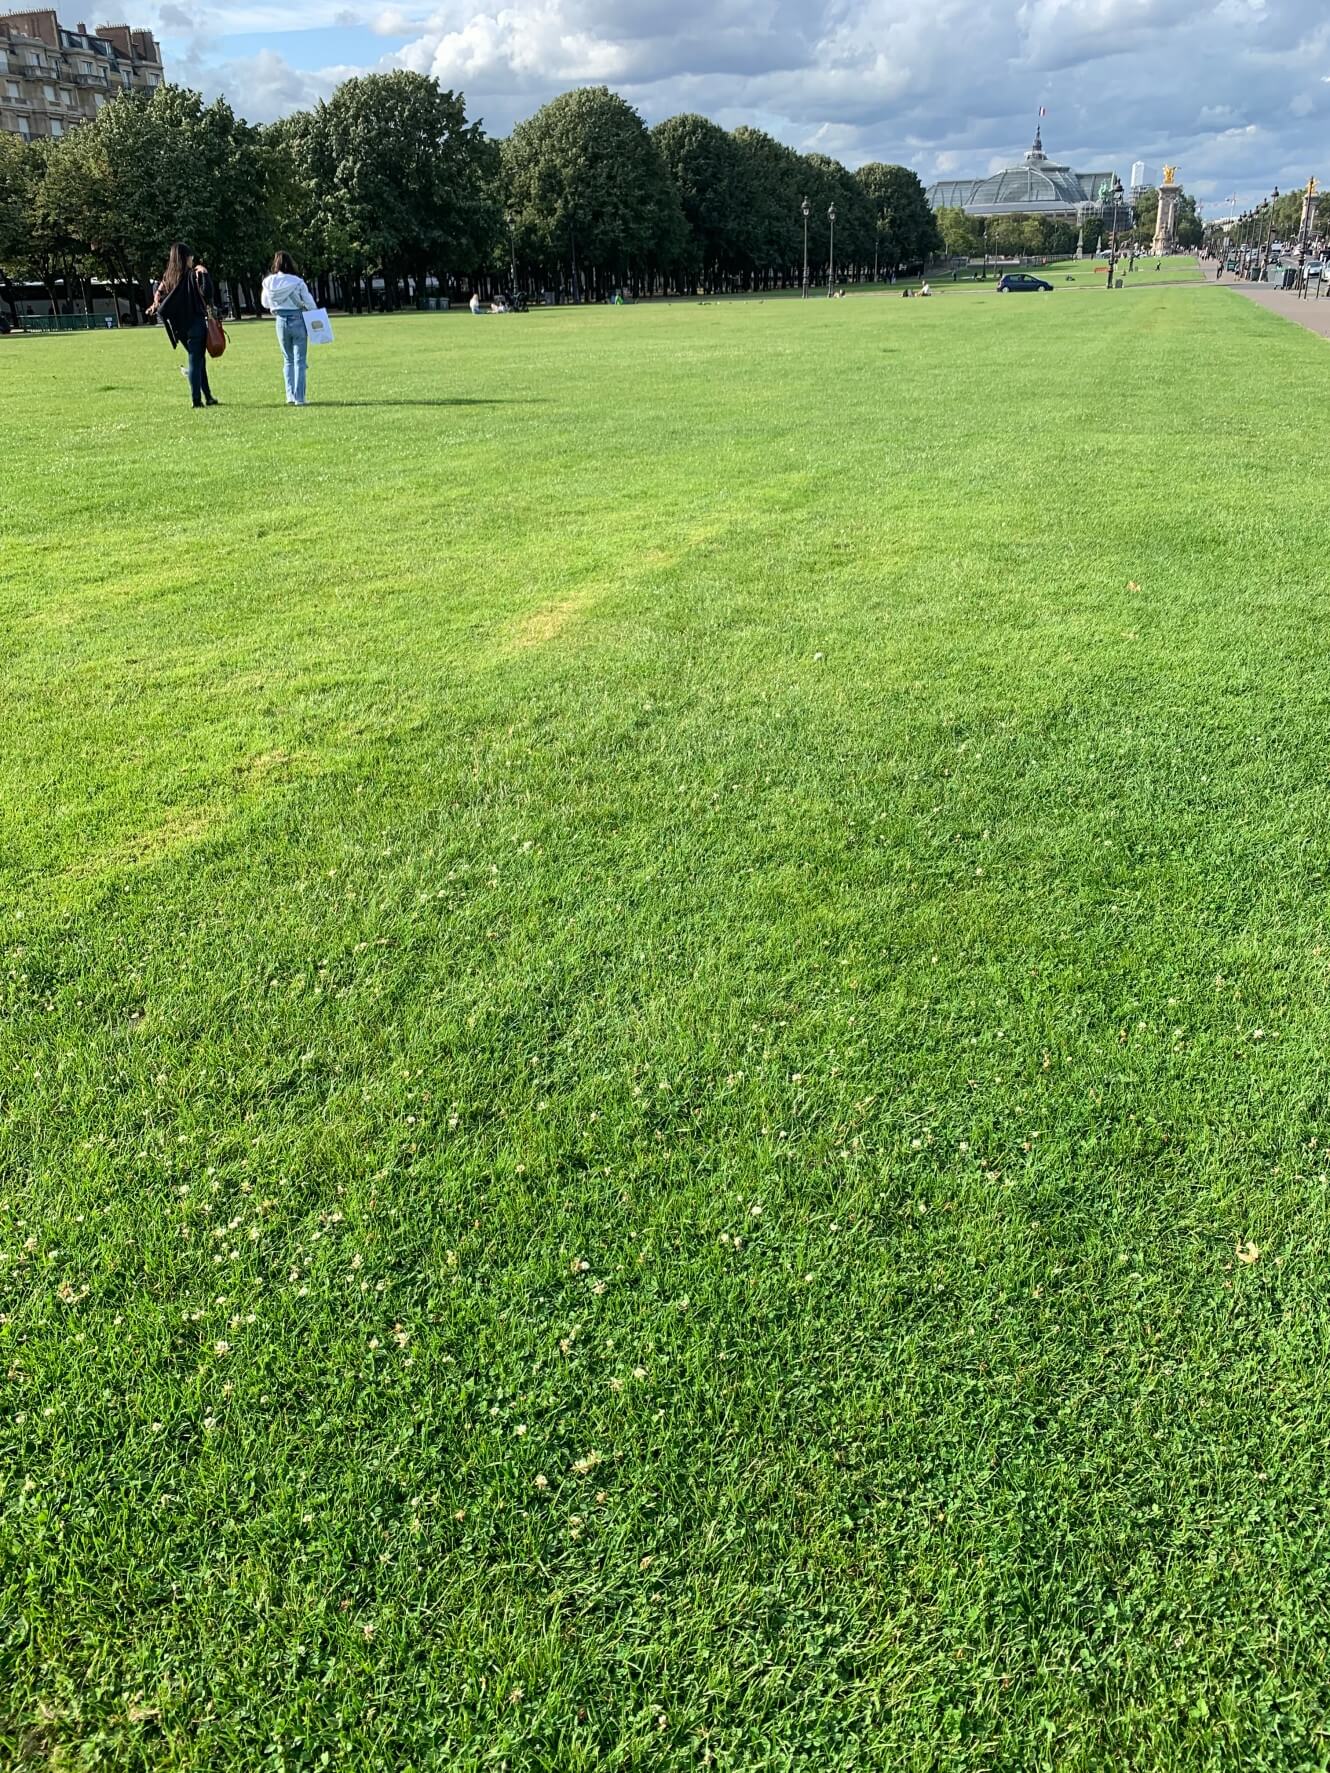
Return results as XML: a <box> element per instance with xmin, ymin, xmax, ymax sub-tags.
<box><xmin>156</xmin><ymin>267</ymin><xmax>211</xmax><ymax>349</ymax></box>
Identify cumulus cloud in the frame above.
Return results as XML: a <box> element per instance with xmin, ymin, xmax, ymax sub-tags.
<box><xmin>158</xmin><ymin>0</ymin><xmax>1330</xmax><ymax>201</ymax></box>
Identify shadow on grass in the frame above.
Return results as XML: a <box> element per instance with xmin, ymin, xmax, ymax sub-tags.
<box><xmin>307</xmin><ymin>397</ymin><xmax>546</xmax><ymax>408</ymax></box>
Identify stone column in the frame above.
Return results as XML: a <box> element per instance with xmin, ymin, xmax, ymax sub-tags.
<box><xmin>1153</xmin><ymin>170</ymin><xmax>1180</xmax><ymax>256</ymax></box>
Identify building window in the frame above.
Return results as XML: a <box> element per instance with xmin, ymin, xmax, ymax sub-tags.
<box><xmin>18</xmin><ymin>119</ymin><xmax>30</xmax><ymax>137</ymax></box>
<box><xmin>50</xmin><ymin>119</ymin><xmax>62</xmax><ymax>136</ymax></box>
<box><xmin>4</xmin><ymin>80</ymin><xmax>18</xmax><ymax>98</ymax></box>
<box><xmin>43</xmin><ymin>83</ymin><xmax>56</xmax><ymax>101</ymax></box>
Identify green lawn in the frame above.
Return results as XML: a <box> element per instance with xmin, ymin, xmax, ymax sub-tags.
<box><xmin>5</xmin><ymin>275</ymin><xmax>1330</xmax><ymax>1770</ymax></box>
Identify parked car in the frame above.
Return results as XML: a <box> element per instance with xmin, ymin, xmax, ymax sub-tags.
<box><xmin>996</xmin><ymin>273</ymin><xmax>1053</xmax><ymax>293</ymax></box>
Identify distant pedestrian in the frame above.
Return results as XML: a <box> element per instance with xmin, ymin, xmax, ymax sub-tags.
<box><xmin>145</xmin><ymin>241</ymin><xmax>217</xmax><ymax>408</ymax></box>
<box><xmin>261</xmin><ymin>251</ymin><xmax>318</xmax><ymax>406</ymax></box>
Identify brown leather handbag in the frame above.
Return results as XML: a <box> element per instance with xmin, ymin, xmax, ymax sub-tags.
<box><xmin>205</xmin><ymin>311</ymin><xmax>227</xmax><ymax>358</ymax></box>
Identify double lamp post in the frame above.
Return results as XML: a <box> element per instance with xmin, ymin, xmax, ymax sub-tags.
<box><xmin>799</xmin><ymin>196</ymin><xmax>838</xmax><ymax>298</ymax></box>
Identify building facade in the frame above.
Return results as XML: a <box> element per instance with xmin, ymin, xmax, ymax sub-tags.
<box><xmin>927</xmin><ymin>128</ymin><xmax>1121</xmax><ymax>224</ymax></box>
<box><xmin>0</xmin><ymin>11</ymin><xmax>162</xmax><ymax>141</ymax></box>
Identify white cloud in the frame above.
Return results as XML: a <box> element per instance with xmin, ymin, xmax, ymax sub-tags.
<box><xmin>158</xmin><ymin>0</ymin><xmax>1330</xmax><ymax>202</ymax></box>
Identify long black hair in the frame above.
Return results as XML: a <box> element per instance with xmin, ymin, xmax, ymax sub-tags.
<box><xmin>156</xmin><ymin>241</ymin><xmax>193</xmax><ymax>299</ymax></box>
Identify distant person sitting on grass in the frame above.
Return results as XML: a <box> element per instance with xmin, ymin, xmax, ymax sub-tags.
<box><xmin>145</xmin><ymin>241</ymin><xmax>217</xmax><ymax>410</ymax></box>
<box><xmin>469</xmin><ymin>292</ymin><xmax>486</xmax><ymax>314</ymax></box>
<box><xmin>261</xmin><ymin>251</ymin><xmax>318</xmax><ymax>407</ymax></box>
<box><xmin>919</xmin><ymin>280</ymin><xmax>932</xmax><ymax>297</ymax></box>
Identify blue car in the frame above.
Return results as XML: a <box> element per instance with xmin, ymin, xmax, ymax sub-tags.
<box><xmin>997</xmin><ymin>273</ymin><xmax>1053</xmax><ymax>292</ymax></box>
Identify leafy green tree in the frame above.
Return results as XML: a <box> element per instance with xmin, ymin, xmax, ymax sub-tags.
<box><xmin>0</xmin><ymin>132</ymin><xmax>38</xmax><ymax>323</ymax></box>
<box><xmin>855</xmin><ymin>163</ymin><xmax>942</xmax><ymax>276</ymax></box>
<box><xmin>985</xmin><ymin>214</ymin><xmax>1023</xmax><ymax>256</ymax></box>
<box><xmin>801</xmin><ymin>153</ymin><xmax>874</xmax><ymax>280</ymax></box>
<box><xmin>935</xmin><ymin>205</ymin><xmax>981</xmax><ymax>258</ymax></box>
<box><xmin>261</xmin><ymin>109</ymin><xmax>347</xmax><ymax>299</ymax></box>
<box><xmin>35</xmin><ymin>85</ymin><xmax>267</xmax><ymax>313</ymax></box>
<box><xmin>503</xmin><ymin>87</ymin><xmax>686</xmax><ymax>298</ymax></box>
<box><xmin>1175</xmin><ymin>194</ymin><xmax>1203</xmax><ymax>248</ymax></box>
<box><xmin>728</xmin><ymin>127</ymin><xmax>804</xmax><ymax>286</ymax></box>
<box><xmin>301</xmin><ymin>73</ymin><xmax>497</xmax><ymax>305</ymax></box>
<box><xmin>13</xmin><ymin>136</ymin><xmax>98</xmax><ymax>312</ymax></box>
<box><xmin>652</xmin><ymin>113</ymin><xmax>746</xmax><ymax>287</ymax></box>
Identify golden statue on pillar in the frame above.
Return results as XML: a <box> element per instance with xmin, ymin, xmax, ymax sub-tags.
<box><xmin>1154</xmin><ymin>169</ymin><xmax>1181</xmax><ymax>253</ymax></box>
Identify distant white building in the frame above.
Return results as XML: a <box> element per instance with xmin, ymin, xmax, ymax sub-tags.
<box><xmin>1130</xmin><ymin>161</ymin><xmax>1147</xmax><ymax>193</ymax></box>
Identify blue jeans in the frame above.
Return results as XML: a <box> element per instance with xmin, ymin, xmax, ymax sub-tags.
<box><xmin>275</xmin><ymin>311</ymin><xmax>307</xmax><ymax>403</ymax></box>
<box><xmin>185</xmin><ymin>315</ymin><xmax>211</xmax><ymax>406</ymax></box>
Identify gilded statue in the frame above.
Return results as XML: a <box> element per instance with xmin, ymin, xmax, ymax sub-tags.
<box><xmin>1162</xmin><ymin>165</ymin><xmax>1178</xmax><ymax>185</ymax></box>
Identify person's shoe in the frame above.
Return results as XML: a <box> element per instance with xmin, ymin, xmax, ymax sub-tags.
<box><xmin>205</xmin><ymin>396</ymin><xmax>220</xmax><ymax>406</ymax></box>
<box><xmin>294</xmin><ymin>399</ymin><xmax>307</xmax><ymax>406</ymax></box>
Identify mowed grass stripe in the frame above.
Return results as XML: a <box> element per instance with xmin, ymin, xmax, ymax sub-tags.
<box><xmin>4</xmin><ymin>270</ymin><xmax>1330</xmax><ymax>1767</ymax></box>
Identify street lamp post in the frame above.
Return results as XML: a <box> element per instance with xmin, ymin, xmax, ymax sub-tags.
<box><xmin>1104</xmin><ymin>175</ymin><xmax>1124</xmax><ymax>291</ymax></box>
<box><xmin>827</xmin><ymin>203</ymin><xmax>836</xmax><ymax>297</ymax></box>
<box><xmin>801</xmin><ymin>196</ymin><xmax>810</xmax><ymax>299</ymax></box>
<box><xmin>1260</xmin><ymin>186</ymin><xmax>1279</xmax><ymax>281</ymax></box>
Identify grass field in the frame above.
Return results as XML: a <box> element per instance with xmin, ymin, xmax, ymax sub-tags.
<box><xmin>6</xmin><ymin>268</ymin><xmax>1330</xmax><ymax>1770</ymax></box>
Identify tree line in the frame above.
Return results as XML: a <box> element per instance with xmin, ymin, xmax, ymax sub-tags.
<box><xmin>0</xmin><ymin>74</ymin><xmax>945</xmax><ymax>320</ymax></box>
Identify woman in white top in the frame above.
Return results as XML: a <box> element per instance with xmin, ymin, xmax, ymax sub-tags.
<box><xmin>260</xmin><ymin>251</ymin><xmax>318</xmax><ymax>406</ymax></box>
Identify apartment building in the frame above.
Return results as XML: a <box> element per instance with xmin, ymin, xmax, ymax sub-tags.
<box><xmin>0</xmin><ymin>11</ymin><xmax>162</xmax><ymax>141</ymax></box>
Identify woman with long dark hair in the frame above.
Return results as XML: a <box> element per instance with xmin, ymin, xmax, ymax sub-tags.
<box><xmin>146</xmin><ymin>242</ymin><xmax>218</xmax><ymax>408</ymax></box>
<box><xmin>260</xmin><ymin>251</ymin><xmax>318</xmax><ymax>406</ymax></box>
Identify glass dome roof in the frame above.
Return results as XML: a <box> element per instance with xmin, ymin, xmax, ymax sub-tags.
<box><xmin>966</xmin><ymin>129</ymin><xmax>1095</xmax><ymax>216</ymax></box>
<box><xmin>926</xmin><ymin>128</ymin><xmax>1119</xmax><ymax>220</ymax></box>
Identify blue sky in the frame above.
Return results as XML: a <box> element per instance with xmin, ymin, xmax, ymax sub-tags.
<box><xmin>148</xmin><ymin>0</ymin><xmax>1330</xmax><ymax>211</ymax></box>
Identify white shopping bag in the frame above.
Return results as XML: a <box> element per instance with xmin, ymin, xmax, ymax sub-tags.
<box><xmin>303</xmin><ymin>307</ymin><xmax>334</xmax><ymax>345</ymax></box>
